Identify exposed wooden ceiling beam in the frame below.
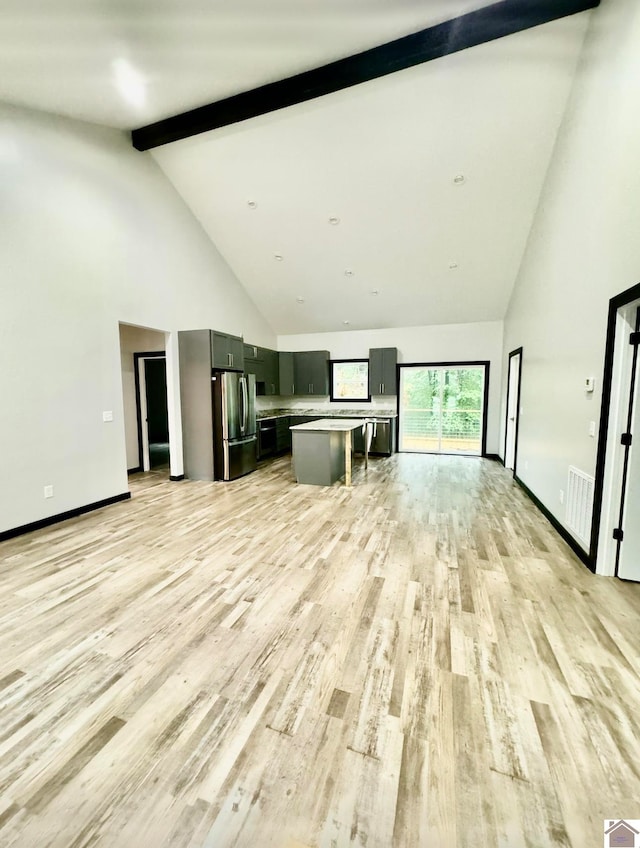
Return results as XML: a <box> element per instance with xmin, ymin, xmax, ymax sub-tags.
<box><xmin>132</xmin><ymin>0</ymin><xmax>599</xmax><ymax>151</ymax></box>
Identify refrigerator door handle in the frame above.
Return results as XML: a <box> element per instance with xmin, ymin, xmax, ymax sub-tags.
<box><xmin>219</xmin><ymin>374</ymin><xmax>229</xmax><ymax>441</ymax></box>
<box><xmin>239</xmin><ymin>377</ymin><xmax>248</xmax><ymax>435</ymax></box>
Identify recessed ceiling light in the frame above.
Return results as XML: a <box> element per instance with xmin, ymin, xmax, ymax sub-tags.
<box><xmin>344</xmin><ymin>269</ymin><xmax>354</xmax><ymax>277</ymax></box>
<box><xmin>453</xmin><ymin>174</ymin><xmax>466</xmax><ymax>185</ymax></box>
<box><xmin>274</xmin><ymin>254</ymin><xmax>284</xmax><ymax>261</ymax></box>
<box><xmin>247</xmin><ymin>200</ymin><xmax>257</xmax><ymax>209</ymax></box>
<box><xmin>296</xmin><ymin>297</ymin><xmax>305</xmax><ymax>304</ymax></box>
<box><xmin>329</xmin><ymin>216</ymin><xmax>340</xmax><ymax>225</ymax></box>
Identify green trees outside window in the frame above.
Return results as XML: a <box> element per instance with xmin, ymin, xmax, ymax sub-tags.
<box><xmin>399</xmin><ymin>365</ymin><xmax>485</xmax><ymax>454</ymax></box>
<box><xmin>331</xmin><ymin>360</ymin><xmax>369</xmax><ymax>401</ymax></box>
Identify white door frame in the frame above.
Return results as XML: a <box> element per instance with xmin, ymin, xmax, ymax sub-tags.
<box><xmin>595</xmin><ymin>299</ymin><xmax>640</xmax><ymax>576</ymax></box>
<box><xmin>504</xmin><ymin>347</ymin><xmax>522</xmax><ymax>473</ymax></box>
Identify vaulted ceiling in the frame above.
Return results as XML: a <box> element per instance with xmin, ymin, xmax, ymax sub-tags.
<box><xmin>0</xmin><ymin>0</ymin><xmax>596</xmax><ymax>334</ymax></box>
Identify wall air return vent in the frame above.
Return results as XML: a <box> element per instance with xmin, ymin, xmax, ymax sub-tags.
<box><xmin>566</xmin><ymin>466</ymin><xmax>594</xmax><ymax>544</ymax></box>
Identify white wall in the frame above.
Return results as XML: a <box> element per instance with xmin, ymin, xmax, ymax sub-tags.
<box><xmin>276</xmin><ymin>321</ymin><xmax>504</xmax><ymax>454</ymax></box>
<box><xmin>0</xmin><ymin>103</ymin><xmax>274</xmax><ymax>534</ymax></box>
<box><xmin>502</xmin><ymin>0</ymin><xmax>640</xmax><ymax>554</ymax></box>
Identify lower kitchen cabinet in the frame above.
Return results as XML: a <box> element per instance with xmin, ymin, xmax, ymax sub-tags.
<box><xmin>258</xmin><ymin>414</ymin><xmax>395</xmax><ymax>463</ymax></box>
<box><xmin>258</xmin><ymin>416</ymin><xmax>292</xmax><ymax>459</ymax></box>
<box><xmin>275</xmin><ymin>417</ymin><xmax>291</xmax><ymax>452</ymax></box>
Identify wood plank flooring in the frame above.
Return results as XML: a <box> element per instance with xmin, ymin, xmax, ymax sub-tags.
<box><xmin>0</xmin><ymin>453</ymin><xmax>639</xmax><ymax>847</ymax></box>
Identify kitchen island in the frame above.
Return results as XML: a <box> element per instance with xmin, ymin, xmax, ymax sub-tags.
<box><xmin>290</xmin><ymin>418</ymin><xmax>364</xmax><ymax>487</ymax></box>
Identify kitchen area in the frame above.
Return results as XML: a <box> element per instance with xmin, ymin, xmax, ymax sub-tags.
<box><xmin>178</xmin><ymin>329</ymin><xmax>397</xmax><ymax>486</ymax></box>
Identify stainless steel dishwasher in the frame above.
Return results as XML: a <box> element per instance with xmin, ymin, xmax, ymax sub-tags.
<box><xmin>368</xmin><ymin>418</ymin><xmax>392</xmax><ymax>455</ymax></box>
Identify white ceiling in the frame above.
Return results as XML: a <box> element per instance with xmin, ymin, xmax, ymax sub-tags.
<box><xmin>0</xmin><ymin>0</ymin><xmax>592</xmax><ymax>335</ymax></box>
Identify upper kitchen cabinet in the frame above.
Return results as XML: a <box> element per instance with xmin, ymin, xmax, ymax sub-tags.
<box><xmin>245</xmin><ymin>345</ymin><xmax>279</xmax><ymax>395</ymax></box>
<box><xmin>369</xmin><ymin>347</ymin><xmax>397</xmax><ymax>396</ymax></box>
<box><xmin>294</xmin><ymin>350</ymin><xmax>330</xmax><ymax>396</ymax></box>
<box><xmin>244</xmin><ymin>344</ymin><xmax>265</xmax><ymax>382</ymax></box>
<box><xmin>211</xmin><ymin>331</ymin><xmax>244</xmax><ymax>371</ymax></box>
<box><xmin>243</xmin><ymin>343</ymin><xmax>261</xmax><ymax>362</ymax></box>
<box><xmin>279</xmin><ymin>352</ymin><xmax>295</xmax><ymax>396</ymax></box>
<box><xmin>262</xmin><ymin>348</ymin><xmax>280</xmax><ymax>395</ymax></box>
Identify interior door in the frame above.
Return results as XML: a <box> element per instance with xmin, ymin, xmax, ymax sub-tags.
<box><xmin>504</xmin><ymin>348</ymin><xmax>522</xmax><ymax>471</ymax></box>
<box><xmin>616</xmin><ymin>308</ymin><xmax>640</xmax><ymax>581</ymax></box>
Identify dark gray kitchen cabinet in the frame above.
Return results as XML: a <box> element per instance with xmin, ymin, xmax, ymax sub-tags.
<box><xmin>245</xmin><ymin>345</ymin><xmax>279</xmax><ymax>394</ymax></box>
<box><xmin>369</xmin><ymin>347</ymin><xmax>397</xmax><ymax>396</ymax></box>
<box><xmin>293</xmin><ymin>350</ymin><xmax>330</xmax><ymax>396</ymax></box>
<box><xmin>275</xmin><ymin>416</ymin><xmax>291</xmax><ymax>452</ymax></box>
<box><xmin>262</xmin><ymin>348</ymin><xmax>280</xmax><ymax>396</ymax></box>
<box><xmin>244</xmin><ymin>344</ymin><xmax>265</xmax><ymax>383</ymax></box>
<box><xmin>211</xmin><ymin>331</ymin><xmax>244</xmax><ymax>371</ymax></box>
<box><xmin>279</xmin><ymin>352</ymin><xmax>295</xmax><ymax>396</ymax></box>
<box><xmin>243</xmin><ymin>343</ymin><xmax>260</xmax><ymax>362</ymax></box>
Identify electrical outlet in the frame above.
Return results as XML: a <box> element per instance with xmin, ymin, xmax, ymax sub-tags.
<box><xmin>559</xmin><ymin>489</ymin><xmax>564</xmax><ymax>504</ymax></box>
<box><xmin>44</xmin><ymin>485</ymin><xmax>54</xmax><ymax>499</ymax></box>
<box><xmin>103</xmin><ymin>410</ymin><xmax>113</xmax><ymax>422</ymax></box>
<box><xmin>588</xmin><ymin>420</ymin><xmax>596</xmax><ymax>437</ymax></box>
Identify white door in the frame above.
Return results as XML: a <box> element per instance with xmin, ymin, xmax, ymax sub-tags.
<box><xmin>617</xmin><ymin>308</ymin><xmax>640</xmax><ymax>581</ymax></box>
<box><xmin>504</xmin><ymin>350</ymin><xmax>521</xmax><ymax>471</ymax></box>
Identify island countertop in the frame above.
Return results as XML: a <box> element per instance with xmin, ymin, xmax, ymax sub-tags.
<box><xmin>257</xmin><ymin>409</ymin><xmax>396</xmax><ymax>421</ymax></box>
<box><xmin>289</xmin><ymin>418</ymin><xmax>364</xmax><ymax>432</ymax></box>
<box><xmin>289</xmin><ymin>419</ymin><xmax>364</xmax><ymax>486</ymax></box>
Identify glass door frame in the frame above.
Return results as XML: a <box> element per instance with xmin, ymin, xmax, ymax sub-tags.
<box><xmin>396</xmin><ymin>361</ymin><xmax>490</xmax><ymax>456</ymax></box>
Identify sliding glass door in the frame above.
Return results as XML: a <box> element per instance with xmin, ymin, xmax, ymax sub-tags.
<box><xmin>398</xmin><ymin>364</ymin><xmax>487</xmax><ymax>455</ymax></box>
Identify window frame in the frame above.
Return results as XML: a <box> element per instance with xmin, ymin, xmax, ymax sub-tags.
<box><xmin>397</xmin><ymin>360</ymin><xmax>490</xmax><ymax>456</ymax></box>
<box><xmin>329</xmin><ymin>358</ymin><xmax>371</xmax><ymax>403</ymax></box>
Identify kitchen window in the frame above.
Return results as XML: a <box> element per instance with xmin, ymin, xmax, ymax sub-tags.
<box><xmin>330</xmin><ymin>359</ymin><xmax>370</xmax><ymax>402</ymax></box>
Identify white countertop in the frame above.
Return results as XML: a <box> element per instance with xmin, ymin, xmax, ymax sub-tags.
<box><xmin>289</xmin><ymin>418</ymin><xmax>364</xmax><ymax>432</ymax></box>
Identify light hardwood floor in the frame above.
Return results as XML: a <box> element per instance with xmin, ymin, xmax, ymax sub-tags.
<box><xmin>0</xmin><ymin>454</ymin><xmax>639</xmax><ymax>847</ymax></box>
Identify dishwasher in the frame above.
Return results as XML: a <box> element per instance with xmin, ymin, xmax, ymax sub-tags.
<box><xmin>365</xmin><ymin>418</ymin><xmax>393</xmax><ymax>456</ymax></box>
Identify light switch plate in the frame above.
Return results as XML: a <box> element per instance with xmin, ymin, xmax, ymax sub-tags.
<box><xmin>103</xmin><ymin>410</ymin><xmax>113</xmax><ymax>422</ymax></box>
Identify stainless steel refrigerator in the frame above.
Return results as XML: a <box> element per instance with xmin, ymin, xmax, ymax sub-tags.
<box><xmin>212</xmin><ymin>371</ymin><xmax>257</xmax><ymax>481</ymax></box>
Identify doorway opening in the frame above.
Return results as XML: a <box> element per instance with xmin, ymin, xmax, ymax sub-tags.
<box><xmin>134</xmin><ymin>352</ymin><xmax>169</xmax><ymax>472</ymax></box>
<box><xmin>398</xmin><ymin>362</ymin><xmax>489</xmax><ymax>455</ymax></box>
<box><xmin>504</xmin><ymin>347</ymin><xmax>523</xmax><ymax>473</ymax></box>
<box><xmin>118</xmin><ymin>323</ymin><xmax>171</xmax><ymax>479</ymax></box>
<box><xmin>593</xmin><ymin>285</ymin><xmax>640</xmax><ymax>581</ymax></box>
